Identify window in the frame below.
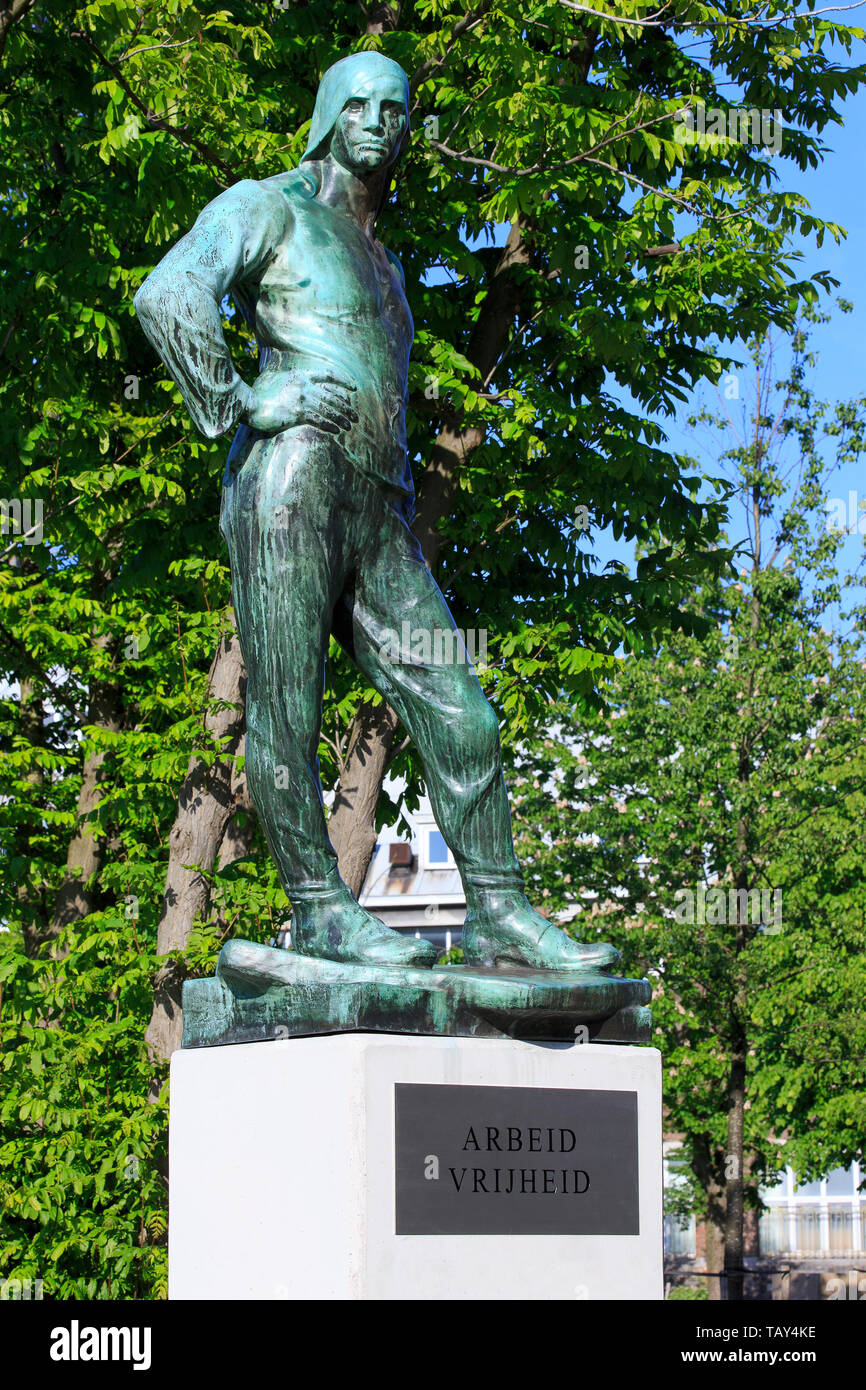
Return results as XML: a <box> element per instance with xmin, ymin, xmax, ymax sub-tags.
<box><xmin>759</xmin><ymin>1207</ymin><xmax>789</xmax><ymax>1256</ymax></box>
<box><xmin>829</xmin><ymin>1207</ymin><xmax>857</xmax><ymax>1254</ymax></box>
<box><xmin>826</xmin><ymin>1167</ymin><xmax>853</xmax><ymax>1198</ymax></box>
<box><xmin>418</xmin><ymin>824</ymin><xmax>455</xmax><ymax>869</ymax></box>
<box><xmin>758</xmin><ymin>1164</ymin><xmax>864</xmax><ymax>1256</ymax></box>
<box><xmin>428</xmin><ymin>830</ymin><xmax>450</xmax><ymax>864</ymax></box>
<box><xmin>792</xmin><ymin>1207</ymin><xmax>822</xmax><ymax>1255</ymax></box>
<box><xmin>664</xmin><ymin>1213</ymin><xmax>696</xmax><ymax>1257</ymax></box>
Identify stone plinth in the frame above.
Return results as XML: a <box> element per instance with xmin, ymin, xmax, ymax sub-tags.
<box><xmin>169</xmin><ymin>1034</ymin><xmax>663</xmax><ymax>1300</ymax></box>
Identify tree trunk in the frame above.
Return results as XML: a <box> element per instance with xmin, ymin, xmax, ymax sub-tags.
<box><xmin>17</xmin><ymin>676</ymin><xmax>48</xmax><ymax>956</ymax></box>
<box><xmin>215</xmin><ymin>739</ymin><xmax>256</xmax><ymax>871</ymax></box>
<box><xmin>694</xmin><ymin>1136</ymin><xmax>727</xmax><ymax>1302</ymax></box>
<box><xmin>328</xmin><ymin>701</ymin><xmax>401</xmax><ymax>897</ymax></box>
<box><xmin>724</xmin><ymin>862</ymin><xmax>749</xmax><ymax>1302</ymax></box>
<box><xmin>145</xmin><ymin>625</ymin><xmax>246</xmax><ymax>1072</ymax></box>
<box><xmin>719</xmin><ymin>443</ymin><xmax>762</xmax><ymax>1299</ymax></box>
<box><xmin>211</xmin><ymin>741</ymin><xmax>258</xmax><ymax>936</ymax></box>
<box><xmin>705</xmin><ymin>1209</ymin><xmax>727</xmax><ymax>1302</ymax></box>
<box><xmin>723</xmin><ymin>1043</ymin><xmax>747</xmax><ymax>1299</ymax></box>
<box><xmin>49</xmin><ymin>638</ymin><xmax>123</xmax><ymax>942</ymax></box>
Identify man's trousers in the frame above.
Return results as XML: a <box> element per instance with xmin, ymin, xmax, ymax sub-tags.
<box><xmin>220</xmin><ymin>423</ymin><xmax>523</xmax><ymax>904</ymax></box>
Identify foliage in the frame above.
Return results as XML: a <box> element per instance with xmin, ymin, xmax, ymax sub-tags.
<box><xmin>0</xmin><ymin>914</ymin><xmax>170</xmax><ymax>1297</ymax></box>
<box><xmin>506</xmin><ymin>318</ymin><xmax>866</xmax><ymax>1246</ymax></box>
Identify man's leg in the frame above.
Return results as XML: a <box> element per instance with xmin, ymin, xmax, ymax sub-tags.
<box><xmin>221</xmin><ymin>427</ymin><xmax>435</xmax><ymax>966</ymax></box>
<box><xmin>341</xmin><ymin>492</ymin><xmax>619</xmax><ymax>971</ymax></box>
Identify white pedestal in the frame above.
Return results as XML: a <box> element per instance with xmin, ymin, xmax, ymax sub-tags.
<box><xmin>169</xmin><ymin>1035</ymin><xmax>662</xmax><ymax>1300</ymax></box>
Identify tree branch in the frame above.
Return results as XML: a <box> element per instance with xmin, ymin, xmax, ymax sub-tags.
<box><xmin>557</xmin><ymin>0</ymin><xmax>866</xmax><ymax>30</ymax></box>
<box><xmin>0</xmin><ymin>0</ymin><xmax>37</xmax><ymax>60</ymax></box>
<box><xmin>70</xmin><ymin>28</ymin><xmax>238</xmax><ymax>183</ymax></box>
<box><xmin>409</xmin><ymin>1</ymin><xmax>496</xmax><ymax>95</ymax></box>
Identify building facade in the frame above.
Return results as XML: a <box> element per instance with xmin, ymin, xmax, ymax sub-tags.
<box><xmin>359</xmin><ymin>796</ymin><xmax>466</xmax><ymax>953</ymax></box>
<box><xmin>664</xmin><ymin>1150</ymin><xmax>866</xmax><ymax>1300</ymax></box>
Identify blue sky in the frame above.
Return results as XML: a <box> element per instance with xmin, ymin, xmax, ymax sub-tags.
<box><xmin>599</xmin><ymin>36</ymin><xmax>866</xmax><ymax>582</ymax></box>
<box><xmin>660</xmin><ymin>77</ymin><xmax>866</xmax><ymax>539</ymax></box>
<box><xmin>781</xmin><ymin>61</ymin><xmax>865</xmax><ymax>410</ymax></box>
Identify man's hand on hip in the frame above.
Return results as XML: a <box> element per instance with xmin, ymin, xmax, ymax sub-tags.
<box><xmin>244</xmin><ymin>370</ymin><xmax>358</xmax><ymax>436</ymax></box>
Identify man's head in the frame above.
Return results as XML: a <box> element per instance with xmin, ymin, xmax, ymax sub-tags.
<box><xmin>302</xmin><ymin>53</ymin><xmax>410</xmax><ymax>177</ymax></box>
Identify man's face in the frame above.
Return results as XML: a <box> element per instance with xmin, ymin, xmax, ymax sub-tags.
<box><xmin>329</xmin><ymin>82</ymin><xmax>408</xmax><ymax>175</ymax></box>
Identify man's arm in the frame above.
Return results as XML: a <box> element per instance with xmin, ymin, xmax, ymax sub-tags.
<box><xmin>134</xmin><ymin>179</ymin><xmax>288</xmax><ymax>439</ymax></box>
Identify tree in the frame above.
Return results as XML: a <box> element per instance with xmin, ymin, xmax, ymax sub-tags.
<box><xmin>506</xmin><ymin>315</ymin><xmax>866</xmax><ymax>1298</ymax></box>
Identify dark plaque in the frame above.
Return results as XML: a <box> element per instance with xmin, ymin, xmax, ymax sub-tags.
<box><xmin>394</xmin><ymin>1082</ymin><xmax>639</xmax><ymax>1236</ymax></box>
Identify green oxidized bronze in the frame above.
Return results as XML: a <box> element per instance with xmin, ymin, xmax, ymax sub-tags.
<box><xmin>135</xmin><ymin>53</ymin><xmax>650</xmax><ymax>1045</ymax></box>
<box><xmin>183</xmin><ymin>942</ymin><xmax>652</xmax><ymax>1048</ymax></box>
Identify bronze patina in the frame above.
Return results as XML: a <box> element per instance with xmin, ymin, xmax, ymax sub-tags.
<box><xmin>135</xmin><ymin>53</ymin><xmax>649</xmax><ymax>1044</ymax></box>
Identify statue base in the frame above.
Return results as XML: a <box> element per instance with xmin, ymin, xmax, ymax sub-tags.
<box><xmin>169</xmin><ymin>1033</ymin><xmax>663</xmax><ymax>1299</ymax></box>
<box><xmin>181</xmin><ymin>938</ymin><xmax>652</xmax><ymax>1048</ymax></box>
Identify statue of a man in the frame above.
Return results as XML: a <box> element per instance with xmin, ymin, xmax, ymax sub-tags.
<box><xmin>135</xmin><ymin>52</ymin><xmax>617</xmax><ymax>974</ymax></box>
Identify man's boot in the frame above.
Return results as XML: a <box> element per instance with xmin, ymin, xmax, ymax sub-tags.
<box><xmin>291</xmin><ymin>885</ymin><xmax>438</xmax><ymax>967</ymax></box>
<box><xmin>461</xmin><ymin>885</ymin><xmax>620</xmax><ymax>971</ymax></box>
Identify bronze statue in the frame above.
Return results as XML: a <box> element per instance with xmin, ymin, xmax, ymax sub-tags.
<box><xmin>135</xmin><ymin>52</ymin><xmax>619</xmax><ymax>977</ymax></box>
